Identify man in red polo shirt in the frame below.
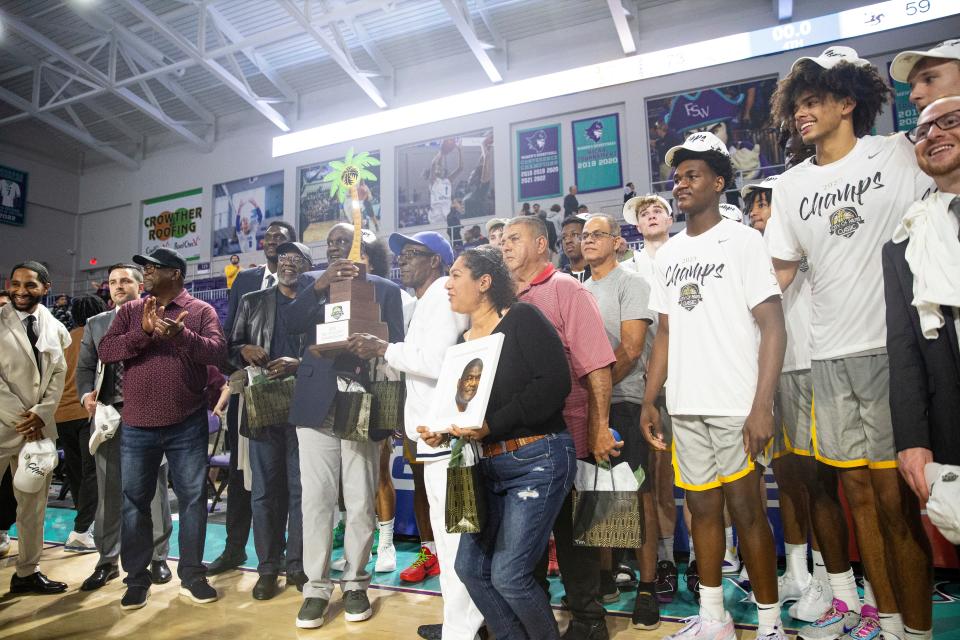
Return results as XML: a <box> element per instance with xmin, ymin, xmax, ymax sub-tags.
<box><xmin>501</xmin><ymin>215</ymin><xmax>618</xmax><ymax>640</ymax></box>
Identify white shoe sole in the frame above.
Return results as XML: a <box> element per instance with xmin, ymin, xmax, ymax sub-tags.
<box><xmin>374</xmin><ymin>560</ymin><xmax>396</xmax><ymax>573</ymax></box>
<box><xmin>296</xmin><ymin>616</ymin><xmax>325</xmax><ymax>629</ymax></box>
<box><xmin>632</xmin><ymin>620</ymin><xmax>661</xmax><ymax>631</ymax></box>
<box><xmin>179</xmin><ymin>587</ymin><xmax>218</xmax><ymax>604</ymax></box>
<box><xmin>121</xmin><ymin>593</ymin><xmax>149</xmax><ymax>610</ymax></box>
<box><xmin>344</xmin><ymin>608</ymin><xmax>373</xmax><ymax>622</ymax></box>
<box><xmin>64</xmin><ymin>546</ymin><xmax>98</xmax><ymax>554</ymax></box>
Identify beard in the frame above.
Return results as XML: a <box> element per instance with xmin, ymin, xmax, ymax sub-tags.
<box><xmin>12</xmin><ymin>292</ymin><xmax>43</xmax><ymax>312</ymax></box>
<box><xmin>918</xmin><ymin>149</ymin><xmax>960</xmax><ymax>177</ymax></box>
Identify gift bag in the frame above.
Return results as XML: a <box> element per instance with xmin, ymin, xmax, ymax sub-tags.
<box><xmin>330</xmin><ymin>376</ymin><xmax>374</xmax><ymax>442</ymax></box>
<box><xmin>242</xmin><ymin>374</ymin><xmax>295</xmax><ymax>439</ymax></box>
<box><xmin>572</xmin><ymin>463</ymin><xmax>644</xmax><ymax>548</ymax></box>
<box><xmin>445</xmin><ymin>439</ymin><xmax>486</xmax><ymax>534</ymax></box>
<box><xmin>368</xmin><ymin>357</ymin><xmax>405</xmax><ymax>440</ymax></box>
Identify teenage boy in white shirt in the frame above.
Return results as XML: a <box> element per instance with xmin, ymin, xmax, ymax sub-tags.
<box><xmin>641</xmin><ymin>131</ymin><xmax>787</xmax><ymax>640</ymax></box>
<box><xmin>766</xmin><ymin>46</ymin><xmax>935</xmax><ymax>640</ymax></box>
<box><xmin>891</xmin><ymin>39</ymin><xmax>960</xmax><ymax>111</ymax></box>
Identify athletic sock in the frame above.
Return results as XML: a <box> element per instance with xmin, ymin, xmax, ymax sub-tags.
<box><xmin>658</xmin><ymin>535</ymin><xmax>675</xmax><ymax>564</ymax></box>
<box><xmin>812</xmin><ymin>549</ymin><xmax>828</xmax><ymax>583</ymax></box>
<box><xmin>724</xmin><ymin>526</ymin><xmax>735</xmax><ymax>555</ymax></box>
<box><xmin>863</xmin><ymin>579</ymin><xmax>877</xmax><ymax>609</ymax></box>
<box><xmin>756</xmin><ymin>601</ymin><xmax>782</xmax><ymax>635</ymax></box>
<box><xmin>423</xmin><ymin>540</ymin><xmax>437</xmax><ymax>555</ymax></box>
<box><xmin>699</xmin><ymin>584</ymin><xmax>725</xmax><ymax>622</ymax></box>
<box><xmin>903</xmin><ymin>625</ymin><xmax>932</xmax><ymax>640</ymax></box>
<box><xmin>827</xmin><ymin>569</ymin><xmax>861</xmax><ymax>614</ymax></box>
<box><xmin>879</xmin><ymin>612</ymin><xmax>904</xmax><ymax>638</ymax></box>
<box><xmin>784</xmin><ymin>542</ymin><xmax>809</xmax><ymax>581</ymax></box>
<box><xmin>688</xmin><ymin>535</ymin><xmax>696</xmax><ymax>563</ymax></box>
<box><xmin>377</xmin><ymin>518</ymin><xmax>394</xmax><ymax>549</ymax></box>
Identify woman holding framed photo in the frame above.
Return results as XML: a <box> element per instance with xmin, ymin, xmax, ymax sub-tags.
<box><xmin>420</xmin><ymin>244</ymin><xmax>574</xmax><ymax>640</ymax></box>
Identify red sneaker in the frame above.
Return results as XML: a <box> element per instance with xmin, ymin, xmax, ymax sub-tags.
<box><xmin>399</xmin><ymin>546</ymin><xmax>440</xmax><ymax>583</ymax></box>
<box><xmin>547</xmin><ymin>537</ymin><xmax>560</xmax><ymax>576</ymax></box>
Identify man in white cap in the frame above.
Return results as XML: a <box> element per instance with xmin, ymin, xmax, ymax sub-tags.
<box><xmin>884</xmin><ymin>96</ymin><xmax>960</xmax><ymax>556</ymax></box>
<box><xmin>485</xmin><ymin>217</ymin><xmax>509</xmax><ymax>248</ymax></box>
<box><xmin>767</xmin><ymin>46</ymin><xmax>935</xmax><ymax>640</ymax></box>
<box><xmin>641</xmin><ymin>131</ymin><xmax>787</xmax><ymax>640</ymax></box>
<box><xmin>890</xmin><ymin>39</ymin><xmax>960</xmax><ymax>110</ymax></box>
<box><xmin>0</xmin><ymin>261</ymin><xmax>71</xmax><ymax>594</ymax></box>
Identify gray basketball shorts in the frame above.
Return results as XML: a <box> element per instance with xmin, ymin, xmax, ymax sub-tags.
<box><xmin>671</xmin><ymin>415</ymin><xmax>771</xmax><ymax>492</ymax></box>
<box><xmin>778</xmin><ymin>369</ymin><xmax>814</xmax><ymax>458</ymax></box>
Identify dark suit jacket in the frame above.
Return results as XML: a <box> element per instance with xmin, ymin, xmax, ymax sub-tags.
<box><xmin>227</xmin><ymin>287</ymin><xmax>308</xmax><ymax>372</ymax></box>
<box><xmin>883</xmin><ymin>239</ymin><xmax>960</xmax><ymax>465</ymax></box>
<box><xmin>225</xmin><ymin>266</ymin><xmax>266</xmax><ymax>336</ymax></box>
<box><xmin>285</xmin><ymin>271</ymin><xmax>404</xmax><ymax>429</ymax></box>
<box><xmin>77</xmin><ymin>308</ymin><xmax>121</xmax><ymax>405</ymax></box>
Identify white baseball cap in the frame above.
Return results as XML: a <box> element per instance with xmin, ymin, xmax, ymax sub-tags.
<box><xmin>740</xmin><ymin>174</ymin><xmax>780</xmax><ymax>200</ymax></box>
<box><xmin>623</xmin><ymin>195</ymin><xmax>672</xmax><ymax>226</ymax></box>
<box><xmin>14</xmin><ymin>439</ymin><xmax>58</xmax><ymax>494</ymax></box>
<box><xmin>484</xmin><ymin>217</ymin><xmax>510</xmax><ymax>234</ymax></box>
<box><xmin>791</xmin><ymin>46</ymin><xmax>870</xmax><ymax>72</ymax></box>
<box><xmin>890</xmin><ymin>39</ymin><xmax>960</xmax><ymax>83</ymax></box>
<box><xmin>925</xmin><ymin>462</ymin><xmax>960</xmax><ymax>544</ymax></box>
<box><xmin>719</xmin><ymin>203</ymin><xmax>743</xmax><ymax>222</ymax></box>
<box><xmin>664</xmin><ymin>131</ymin><xmax>729</xmax><ymax>168</ymax></box>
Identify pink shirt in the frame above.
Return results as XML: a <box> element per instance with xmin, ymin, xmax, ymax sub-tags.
<box><xmin>518</xmin><ymin>264</ymin><xmax>616</xmax><ymax>458</ymax></box>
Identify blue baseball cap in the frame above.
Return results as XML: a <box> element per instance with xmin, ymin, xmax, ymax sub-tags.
<box><xmin>389</xmin><ymin>231</ymin><xmax>454</xmax><ymax>267</ymax></box>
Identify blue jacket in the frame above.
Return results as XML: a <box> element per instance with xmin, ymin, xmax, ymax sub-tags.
<box><xmin>286</xmin><ymin>270</ymin><xmax>404</xmax><ymax>429</ymax></box>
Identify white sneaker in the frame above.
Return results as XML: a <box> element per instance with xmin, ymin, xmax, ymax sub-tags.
<box><xmin>374</xmin><ymin>543</ymin><xmax>396</xmax><ymax>573</ymax></box>
<box><xmin>789</xmin><ymin>577</ymin><xmax>834</xmax><ymax>622</ymax></box>
<box><xmin>797</xmin><ymin>598</ymin><xmax>860</xmax><ymax>640</ymax></box>
<box><xmin>0</xmin><ymin>531</ymin><xmax>9</xmax><ymax>557</ymax></box>
<box><xmin>330</xmin><ymin>556</ymin><xmax>347</xmax><ymax>572</ymax></box>
<box><xmin>721</xmin><ymin>549</ymin><xmax>741</xmax><ymax>575</ymax></box>
<box><xmin>750</xmin><ymin>571</ymin><xmax>810</xmax><ymax>605</ymax></box>
<box><xmin>757</xmin><ymin>625</ymin><xmax>789</xmax><ymax>640</ymax></box>
<box><xmin>664</xmin><ymin>613</ymin><xmax>736</xmax><ymax>640</ymax></box>
<box><xmin>65</xmin><ymin>530</ymin><xmax>97</xmax><ymax>553</ymax></box>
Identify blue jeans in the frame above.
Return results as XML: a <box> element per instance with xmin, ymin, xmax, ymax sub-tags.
<box><xmin>249</xmin><ymin>425</ymin><xmax>301</xmax><ymax>576</ymax></box>
<box><xmin>455</xmin><ymin>432</ymin><xmax>576</xmax><ymax>640</ymax></box>
<box><xmin>121</xmin><ymin>410</ymin><xmax>208</xmax><ymax>588</ymax></box>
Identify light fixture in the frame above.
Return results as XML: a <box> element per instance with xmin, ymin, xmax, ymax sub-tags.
<box><xmin>274</xmin><ymin>0</ymin><xmax>957</xmax><ymax>157</ymax></box>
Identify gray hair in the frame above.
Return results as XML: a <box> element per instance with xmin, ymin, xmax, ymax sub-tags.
<box><xmin>504</xmin><ymin>215</ymin><xmax>548</xmax><ymax>241</ymax></box>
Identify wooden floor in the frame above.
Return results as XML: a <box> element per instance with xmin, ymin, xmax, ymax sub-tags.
<box><xmin>0</xmin><ymin>540</ymin><xmax>717</xmax><ymax>639</ymax></box>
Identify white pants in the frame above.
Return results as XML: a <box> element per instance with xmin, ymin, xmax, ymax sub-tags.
<box><xmin>2</xmin><ymin>445</ymin><xmax>52</xmax><ymax>577</ymax></box>
<box><xmin>423</xmin><ymin>457</ymin><xmax>485</xmax><ymax>640</ymax></box>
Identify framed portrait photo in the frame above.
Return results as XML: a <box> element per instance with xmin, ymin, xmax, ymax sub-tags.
<box><xmin>427</xmin><ymin>333</ymin><xmax>504</xmax><ymax>433</ymax></box>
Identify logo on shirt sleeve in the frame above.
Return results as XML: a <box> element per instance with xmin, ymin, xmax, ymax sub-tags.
<box><xmin>678</xmin><ymin>283</ymin><xmax>703</xmax><ymax>311</ymax></box>
<box><xmin>799</xmin><ymin>253</ymin><xmax>810</xmax><ymax>272</ymax></box>
<box><xmin>828</xmin><ymin>207</ymin><xmax>865</xmax><ymax>238</ymax></box>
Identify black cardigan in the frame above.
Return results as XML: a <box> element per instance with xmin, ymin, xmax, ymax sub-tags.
<box><xmin>469</xmin><ymin>302</ymin><xmax>571</xmax><ymax>443</ymax></box>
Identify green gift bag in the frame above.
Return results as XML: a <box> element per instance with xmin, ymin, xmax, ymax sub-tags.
<box><xmin>445</xmin><ymin>439</ymin><xmax>486</xmax><ymax>534</ymax></box>
<box><xmin>571</xmin><ymin>464</ymin><xmax>644</xmax><ymax>548</ymax></box>
<box><xmin>242</xmin><ymin>375</ymin><xmax>295</xmax><ymax>439</ymax></box>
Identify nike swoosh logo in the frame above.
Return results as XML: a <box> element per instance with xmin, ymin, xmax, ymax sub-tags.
<box><xmin>867</xmin><ymin>152</ymin><xmax>881</xmax><ymax>159</ymax></box>
<box><xmin>718</xmin><ymin>239</ymin><xmax>729</xmax><ymax>243</ymax></box>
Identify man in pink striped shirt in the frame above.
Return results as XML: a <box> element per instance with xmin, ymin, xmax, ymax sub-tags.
<box><xmin>501</xmin><ymin>215</ymin><xmax>618</xmax><ymax>640</ymax></box>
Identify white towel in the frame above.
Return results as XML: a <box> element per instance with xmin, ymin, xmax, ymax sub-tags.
<box><xmin>35</xmin><ymin>305</ymin><xmax>71</xmax><ymax>361</ymax></box>
<box><xmin>892</xmin><ymin>192</ymin><xmax>960</xmax><ymax>339</ymax></box>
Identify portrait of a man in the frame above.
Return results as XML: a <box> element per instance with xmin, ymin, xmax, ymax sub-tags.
<box><xmin>455</xmin><ymin>358</ymin><xmax>483</xmax><ymax>413</ymax></box>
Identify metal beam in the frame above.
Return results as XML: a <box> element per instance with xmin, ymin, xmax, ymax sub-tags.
<box><xmin>277</xmin><ymin>0</ymin><xmax>387</xmax><ymax>108</ymax></box>
<box><xmin>116</xmin><ymin>0</ymin><xmax>291</xmax><ymax>131</ymax></box>
<box><xmin>438</xmin><ymin>0</ymin><xmax>502</xmax><ymax>83</ymax></box>
<box><xmin>606</xmin><ymin>0</ymin><xmax>637</xmax><ymax>55</ymax></box>
<box><xmin>346</xmin><ymin>17</ymin><xmax>394</xmax><ymax>80</ymax></box>
<box><xmin>0</xmin><ymin>11</ymin><xmax>209</xmax><ymax>147</ymax></box>
<box><xmin>206</xmin><ymin>5</ymin><xmax>298</xmax><ymax>103</ymax></box>
<box><xmin>0</xmin><ymin>83</ymin><xmax>140</xmax><ymax>170</ymax></box>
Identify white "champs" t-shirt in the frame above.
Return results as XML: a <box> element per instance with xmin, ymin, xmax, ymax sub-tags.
<box><xmin>781</xmin><ymin>250</ymin><xmax>812</xmax><ymax>373</ymax></box>
<box><xmin>650</xmin><ymin>218</ymin><xmax>782</xmax><ymax>416</ymax></box>
<box><xmin>766</xmin><ymin>135</ymin><xmax>934</xmax><ymax>361</ymax></box>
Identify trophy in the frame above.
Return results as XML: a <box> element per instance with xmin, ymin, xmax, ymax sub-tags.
<box><xmin>313</xmin><ymin>149</ymin><xmax>389</xmax><ymax>353</ymax></box>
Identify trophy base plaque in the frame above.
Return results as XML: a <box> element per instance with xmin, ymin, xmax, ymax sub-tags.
<box><xmin>313</xmin><ymin>263</ymin><xmax>388</xmax><ymax>353</ymax></box>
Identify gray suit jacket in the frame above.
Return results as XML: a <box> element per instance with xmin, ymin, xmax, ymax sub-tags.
<box><xmin>0</xmin><ymin>304</ymin><xmax>69</xmax><ymax>447</ymax></box>
<box><xmin>76</xmin><ymin>308</ymin><xmax>120</xmax><ymax>406</ymax></box>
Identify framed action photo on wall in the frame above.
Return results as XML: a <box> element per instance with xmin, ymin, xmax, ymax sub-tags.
<box><xmin>0</xmin><ymin>164</ymin><xmax>27</xmax><ymax>227</ymax></box>
<box><xmin>427</xmin><ymin>333</ymin><xmax>504</xmax><ymax>433</ymax></box>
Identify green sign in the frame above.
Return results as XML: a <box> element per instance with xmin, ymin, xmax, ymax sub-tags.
<box><xmin>888</xmin><ymin>62</ymin><xmax>918</xmax><ymax>133</ymax></box>
<box><xmin>572</xmin><ymin>113</ymin><xmax>623</xmax><ymax>194</ymax></box>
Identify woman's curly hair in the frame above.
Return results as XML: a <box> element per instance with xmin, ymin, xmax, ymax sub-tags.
<box><xmin>459</xmin><ymin>245</ymin><xmax>516</xmax><ymax>312</ymax></box>
<box><xmin>772</xmin><ymin>60</ymin><xmax>892</xmax><ymax>138</ymax></box>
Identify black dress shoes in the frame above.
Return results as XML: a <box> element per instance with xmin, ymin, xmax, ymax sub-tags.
<box><xmin>286</xmin><ymin>571</ymin><xmax>308</xmax><ymax>592</ymax></box>
<box><xmin>252</xmin><ymin>575</ymin><xmax>280</xmax><ymax>600</ymax></box>
<box><xmin>81</xmin><ymin>565</ymin><xmax>120</xmax><ymax>591</ymax></box>
<box><xmin>9</xmin><ymin>571</ymin><xmax>68</xmax><ymax>594</ymax></box>
<box><xmin>206</xmin><ymin>550</ymin><xmax>246</xmax><ymax>575</ymax></box>
<box><xmin>151</xmin><ymin>560</ymin><xmax>172</xmax><ymax>584</ymax></box>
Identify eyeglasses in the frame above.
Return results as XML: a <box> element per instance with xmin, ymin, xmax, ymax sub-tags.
<box><xmin>907</xmin><ymin>109</ymin><xmax>960</xmax><ymax>143</ymax></box>
<box><xmin>278</xmin><ymin>253</ymin><xmax>308</xmax><ymax>265</ymax></box>
<box><xmin>580</xmin><ymin>230</ymin><xmax>617</xmax><ymax>242</ymax></box>
<box><xmin>142</xmin><ymin>264</ymin><xmax>174</xmax><ymax>274</ymax></box>
<box><xmin>397</xmin><ymin>249</ymin><xmax>435</xmax><ymax>262</ymax></box>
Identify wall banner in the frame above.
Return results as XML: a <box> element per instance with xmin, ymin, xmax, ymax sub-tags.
<box><xmin>888</xmin><ymin>62</ymin><xmax>918</xmax><ymax>133</ymax></box>
<box><xmin>0</xmin><ymin>164</ymin><xmax>27</xmax><ymax>227</ymax></box>
<box><xmin>141</xmin><ymin>188</ymin><xmax>206</xmax><ymax>262</ymax></box>
<box><xmin>516</xmin><ymin>124</ymin><xmax>562</xmax><ymax>201</ymax></box>
<box><xmin>212</xmin><ymin>170</ymin><xmax>285</xmax><ymax>257</ymax></box>
<box><xmin>571</xmin><ymin>113</ymin><xmax>623</xmax><ymax>194</ymax></box>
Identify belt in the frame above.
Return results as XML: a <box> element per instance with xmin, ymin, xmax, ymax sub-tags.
<box><xmin>482</xmin><ymin>434</ymin><xmax>547</xmax><ymax>458</ymax></box>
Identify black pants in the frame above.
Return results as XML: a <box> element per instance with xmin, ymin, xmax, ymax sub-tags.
<box><xmin>0</xmin><ymin>468</ymin><xmax>16</xmax><ymax>530</ymax></box>
<box><xmin>224</xmin><ymin>395</ymin><xmax>252</xmax><ymax>554</ymax></box>
<box><xmin>58</xmin><ymin>417</ymin><xmax>98</xmax><ymax>532</ymax></box>
<box><xmin>535</xmin><ymin>486</ymin><xmax>606</xmax><ymax>622</ymax></box>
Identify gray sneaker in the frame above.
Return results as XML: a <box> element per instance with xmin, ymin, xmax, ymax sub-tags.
<box><xmin>343</xmin><ymin>589</ymin><xmax>372</xmax><ymax>622</ymax></box>
<box><xmin>296</xmin><ymin>597</ymin><xmax>329</xmax><ymax>629</ymax></box>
